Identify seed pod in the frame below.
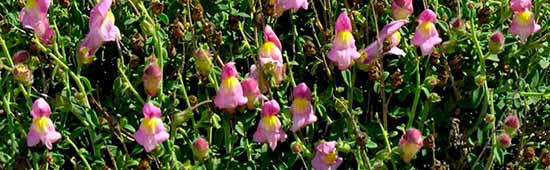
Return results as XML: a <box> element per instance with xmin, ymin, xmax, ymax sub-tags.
<box><xmin>131</xmin><ymin>33</ymin><xmax>145</xmax><ymax>51</ymax></box>
<box><xmin>438</xmin><ymin>70</ymin><xmax>450</xmax><ymax>87</ymax></box>
<box><xmin>304</xmin><ymin>40</ymin><xmax>317</xmax><ymax>57</ymax></box>
<box><xmin>171</xmin><ymin>19</ymin><xmax>185</xmax><ymax>39</ymax></box>
<box><xmin>391</xmin><ymin>70</ymin><xmax>404</xmax><ymax>89</ymax></box>
<box><xmin>192</xmin><ymin>1</ymin><xmax>203</xmax><ymax>22</ymax></box>
<box><xmin>524</xmin><ymin>147</ymin><xmax>535</xmax><ymax>162</ymax></box>
<box><xmin>150</xmin><ymin>1</ymin><xmax>164</xmax><ymax>15</ymax></box>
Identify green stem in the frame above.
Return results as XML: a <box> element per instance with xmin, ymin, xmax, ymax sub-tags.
<box><xmin>376</xmin><ymin>113</ymin><xmax>397</xmax><ymax>170</ymax></box>
<box><xmin>407</xmin><ymin>56</ymin><xmax>421</xmax><ymax>128</ymax></box>
<box><xmin>0</xmin><ymin>35</ymin><xmax>32</xmax><ymax>102</ymax></box>
<box><xmin>65</xmin><ymin>135</ymin><xmax>92</xmax><ymax>170</ymax></box>
<box><xmin>116</xmin><ymin>59</ymin><xmax>145</xmax><ymax>104</ymax></box>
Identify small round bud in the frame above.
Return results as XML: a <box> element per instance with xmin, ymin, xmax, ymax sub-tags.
<box><xmin>291</xmin><ymin>141</ymin><xmax>303</xmax><ymax>153</ymax></box>
<box><xmin>497</xmin><ymin>133</ymin><xmax>512</xmax><ymax>148</ymax></box>
<box><xmin>503</xmin><ymin>115</ymin><xmax>520</xmax><ymax>134</ymax></box>
<box><xmin>192</xmin><ymin>137</ymin><xmax>209</xmax><ymax>161</ymax></box>
<box><xmin>489</xmin><ymin>31</ymin><xmax>505</xmax><ymax>54</ymax></box>
<box><xmin>429</xmin><ymin>92</ymin><xmax>442</xmax><ymax>103</ymax></box>
<box><xmin>194</xmin><ymin>48</ymin><xmax>213</xmax><ymax>76</ymax></box>
<box><xmin>485</xmin><ymin>114</ymin><xmax>495</xmax><ymax>123</ymax></box>
<box><xmin>424</xmin><ymin>75</ymin><xmax>440</xmax><ymax>88</ymax></box>
<box><xmin>475</xmin><ymin>75</ymin><xmax>486</xmax><ymax>87</ymax></box>
<box><xmin>451</xmin><ymin>18</ymin><xmax>464</xmax><ymax>29</ymax></box>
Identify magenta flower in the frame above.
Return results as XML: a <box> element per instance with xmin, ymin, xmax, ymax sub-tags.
<box><xmin>328</xmin><ymin>12</ymin><xmax>360</xmax><ymax>70</ymax></box>
<box><xmin>253</xmin><ymin>100</ymin><xmax>287</xmax><ymax>151</ymax></box>
<box><xmin>259</xmin><ymin>25</ymin><xmax>284</xmax><ymax>84</ymax></box>
<box><xmin>27</xmin><ymin>98</ymin><xmax>61</xmax><ymax>150</ymax></box>
<box><xmin>510</xmin><ymin>0</ymin><xmax>531</xmax><ymax>12</ymax></box>
<box><xmin>311</xmin><ymin>141</ymin><xmax>343</xmax><ymax>170</ymax></box>
<box><xmin>411</xmin><ymin>9</ymin><xmax>442</xmax><ymax>56</ymax></box>
<box><xmin>290</xmin><ymin>83</ymin><xmax>317</xmax><ymax>132</ymax></box>
<box><xmin>214</xmin><ymin>62</ymin><xmax>248</xmax><ymax>112</ymax></box>
<box><xmin>362</xmin><ymin>20</ymin><xmax>408</xmax><ymax>64</ymax></box>
<box><xmin>134</xmin><ymin>103</ymin><xmax>169</xmax><ymax>152</ymax></box>
<box><xmin>399</xmin><ymin>128</ymin><xmax>423</xmax><ymax>163</ymax></box>
<box><xmin>509</xmin><ymin>10</ymin><xmax>540</xmax><ymax>42</ymax></box>
<box><xmin>78</xmin><ymin>0</ymin><xmax>120</xmax><ymax>64</ymax></box>
<box><xmin>19</xmin><ymin>0</ymin><xmax>54</xmax><ymax>44</ymax></box>
<box><xmin>241</xmin><ymin>78</ymin><xmax>264</xmax><ymax>109</ymax></box>
<box><xmin>143</xmin><ymin>61</ymin><xmax>162</xmax><ymax>97</ymax></box>
<box><xmin>278</xmin><ymin>0</ymin><xmax>308</xmax><ymax>11</ymax></box>
<box><xmin>391</xmin><ymin>0</ymin><xmax>413</xmax><ymax>20</ymax></box>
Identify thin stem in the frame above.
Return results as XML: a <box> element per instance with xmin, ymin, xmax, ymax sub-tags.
<box><xmin>65</xmin><ymin>135</ymin><xmax>92</xmax><ymax>170</ymax></box>
<box><xmin>116</xmin><ymin>59</ymin><xmax>145</xmax><ymax>104</ymax></box>
<box><xmin>407</xmin><ymin>55</ymin><xmax>421</xmax><ymax>128</ymax></box>
<box><xmin>376</xmin><ymin>113</ymin><xmax>397</xmax><ymax>170</ymax></box>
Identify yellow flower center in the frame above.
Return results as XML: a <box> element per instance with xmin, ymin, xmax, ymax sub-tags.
<box><xmin>33</xmin><ymin>117</ymin><xmax>49</xmax><ymax>133</ymax></box>
<box><xmin>262</xmin><ymin>115</ymin><xmax>278</xmax><ymax>131</ymax></box>
<box><xmin>223</xmin><ymin>77</ymin><xmax>239</xmax><ymax>92</ymax></box>
<box><xmin>322</xmin><ymin>151</ymin><xmax>338</xmax><ymax>164</ymax></box>
<box><xmin>419</xmin><ymin>22</ymin><xmax>435</xmax><ymax>36</ymax></box>
<box><xmin>261</xmin><ymin>42</ymin><xmax>277</xmax><ymax>53</ymax></box>
<box><xmin>293</xmin><ymin>98</ymin><xmax>309</xmax><ymax>114</ymax></box>
<box><xmin>142</xmin><ymin>118</ymin><xmax>157</xmax><ymax>134</ymax></box>
<box><xmin>517</xmin><ymin>11</ymin><xmax>532</xmax><ymax>25</ymax></box>
<box><xmin>390</xmin><ymin>31</ymin><xmax>402</xmax><ymax>45</ymax></box>
<box><xmin>336</xmin><ymin>31</ymin><xmax>353</xmax><ymax>46</ymax></box>
<box><xmin>26</xmin><ymin>0</ymin><xmax>37</xmax><ymax>8</ymax></box>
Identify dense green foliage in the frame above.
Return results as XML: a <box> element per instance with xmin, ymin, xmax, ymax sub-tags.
<box><xmin>0</xmin><ymin>0</ymin><xmax>549</xmax><ymax>169</ymax></box>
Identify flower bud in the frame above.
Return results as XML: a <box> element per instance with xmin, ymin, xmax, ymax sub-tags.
<box><xmin>497</xmin><ymin>133</ymin><xmax>512</xmax><ymax>148</ymax></box>
<box><xmin>337</xmin><ymin>141</ymin><xmax>352</xmax><ymax>153</ymax></box>
<box><xmin>12</xmin><ymin>64</ymin><xmax>33</xmax><ymax>85</ymax></box>
<box><xmin>400</xmin><ymin>128</ymin><xmax>423</xmax><ymax>163</ymax></box>
<box><xmin>424</xmin><ymin>75</ymin><xmax>439</xmax><ymax>88</ymax></box>
<box><xmin>392</xmin><ymin>0</ymin><xmax>413</xmax><ymax>20</ymax></box>
<box><xmin>475</xmin><ymin>75</ymin><xmax>486</xmax><ymax>87</ymax></box>
<box><xmin>192</xmin><ymin>137</ymin><xmax>209</xmax><ymax>161</ymax></box>
<box><xmin>450</xmin><ymin>18</ymin><xmax>464</xmax><ymax>29</ymax></box>
<box><xmin>489</xmin><ymin>31</ymin><xmax>504</xmax><ymax>54</ymax></box>
<box><xmin>143</xmin><ymin>61</ymin><xmax>162</xmax><ymax>97</ymax></box>
<box><xmin>291</xmin><ymin>141</ymin><xmax>303</xmax><ymax>153</ymax></box>
<box><xmin>503</xmin><ymin>115</ymin><xmax>520</xmax><ymax>134</ymax></box>
<box><xmin>12</xmin><ymin>50</ymin><xmax>30</xmax><ymax>64</ymax></box>
<box><xmin>429</xmin><ymin>92</ymin><xmax>441</xmax><ymax>103</ymax></box>
<box><xmin>485</xmin><ymin>114</ymin><xmax>495</xmax><ymax>123</ymax></box>
<box><xmin>193</xmin><ymin>48</ymin><xmax>213</xmax><ymax>76</ymax></box>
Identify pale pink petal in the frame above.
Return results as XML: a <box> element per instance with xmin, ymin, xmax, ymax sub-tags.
<box><xmin>386</xmin><ymin>46</ymin><xmax>406</xmax><ymax>56</ymax></box>
<box><xmin>26</xmin><ymin>128</ymin><xmax>40</xmax><ymax>147</ymax></box>
<box><xmin>31</xmin><ymin>98</ymin><xmax>51</xmax><ymax>118</ymax></box>
<box><xmin>263</xmin><ymin>25</ymin><xmax>282</xmax><ymax>50</ymax></box>
<box><xmin>335</xmin><ymin>12</ymin><xmax>352</xmax><ymax>32</ymax></box>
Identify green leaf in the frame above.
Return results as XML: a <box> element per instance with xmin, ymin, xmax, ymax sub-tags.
<box><xmin>158</xmin><ymin>13</ymin><xmax>169</xmax><ymax>25</ymax></box>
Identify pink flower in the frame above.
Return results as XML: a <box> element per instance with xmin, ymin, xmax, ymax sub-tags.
<box><xmin>27</xmin><ymin>98</ymin><xmax>61</xmax><ymax>150</ymax></box>
<box><xmin>192</xmin><ymin>137</ymin><xmax>209</xmax><ymax>161</ymax></box>
<box><xmin>411</xmin><ymin>9</ymin><xmax>442</xmax><ymax>56</ymax></box>
<box><xmin>361</xmin><ymin>20</ymin><xmax>408</xmax><ymax>64</ymax></box>
<box><xmin>510</xmin><ymin>0</ymin><xmax>531</xmax><ymax>12</ymax></box>
<box><xmin>291</xmin><ymin>83</ymin><xmax>317</xmax><ymax>132</ymax></box>
<box><xmin>392</xmin><ymin>0</ymin><xmax>413</xmax><ymax>20</ymax></box>
<box><xmin>399</xmin><ymin>128</ymin><xmax>423</xmax><ymax>163</ymax></box>
<box><xmin>253</xmin><ymin>100</ymin><xmax>287</xmax><ymax>151</ymax></box>
<box><xmin>328</xmin><ymin>12</ymin><xmax>361</xmax><ymax>70</ymax></box>
<box><xmin>214</xmin><ymin>62</ymin><xmax>248</xmax><ymax>111</ymax></box>
<box><xmin>488</xmin><ymin>31</ymin><xmax>505</xmax><ymax>54</ymax></box>
<box><xmin>19</xmin><ymin>0</ymin><xmax>54</xmax><ymax>44</ymax></box>
<box><xmin>143</xmin><ymin>61</ymin><xmax>162</xmax><ymax>97</ymax></box>
<box><xmin>311</xmin><ymin>141</ymin><xmax>343</xmax><ymax>170</ymax></box>
<box><xmin>134</xmin><ymin>103</ymin><xmax>170</xmax><ymax>152</ymax></box>
<box><xmin>78</xmin><ymin>0</ymin><xmax>120</xmax><ymax>64</ymax></box>
<box><xmin>278</xmin><ymin>0</ymin><xmax>308</xmax><ymax>11</ymax></box>
<box><xmin>259</xmin><ymin>25</ymin><xmax>284</xmax><ymax>84</ymax></box>
<box><xmin>241</xmin><ymin>78</ymin><xmax>263</xmax><ymax>109</ymax></box>
<box><xmin>509</xmin><ymin>10</ymin><xmax>540</xmax><ymax>42</ymax></box>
